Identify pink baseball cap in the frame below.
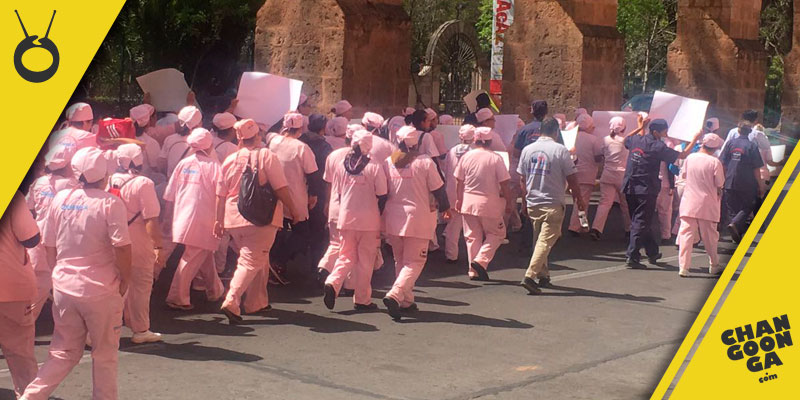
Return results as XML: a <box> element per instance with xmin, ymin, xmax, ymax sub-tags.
<box><xmin>475</xmin><ymin>127</ymin><xmax>494</xmax><ymax>142</ymax></box>
<box><xmin>66</xmin><ymin>102</ymin><xmax>93</xmax><ymax>122</ymax></box>
<box><xmin>439</xmin><ymin>115</ymin><xmax>454</xmax><ymax>125</ymax></box>
<box><xmin>396</xmin><ymin>126</ymin><xmax>420</xmax><ymax>147</ymax></box>
<box><xmin>352</xmin><ymin>129</ymin><xmax>374</xmax><ymax>154</ymax></box>
<box><xmin>346</xmin><ymin>124</ymin><xmax>362</xmax><ymax>139</ymax></box>
<box><xmin>130</xmin><ymin>104</ymin><xmax>155</xmax><ymax>127</ymax></box>
<box><xmin>45</xmin><ymin>143</ymin><xmax>77</xmax><ymax>171</ymax></box>
<box><xmin>388</xmin><ymin>116</ymin><xmax>406</xmax><ymax>135</ymax></box>
<box><xmin>115</xmin><ymin>143</ymin><xmax>144</xmax><ymax>169</ymax></box>
<box><xmin>576</xmin><ymin>114</ymin><xmax>595</xmax><ymax>132</ymax></box>
<box><xmin>283</xmin><ymin>112</ymin><xmax>304</xmax><ymax>129</ymax></box>
<box><xmin>178</xmin><ymin>106</ymin><xmax>202</xmax><ymax>129</ymax></box>
<box><xmin>187</xmin><ymin>128</ymin><xmax>213</xmax><ymax>150</ymax></box>
<box><xmin>459</xmin><ymin>125</ymin><xmax>476</xmax><ymax>141</ymax></box>
<box><xmin>326</xmin><ymin>117</ymin><xmax>348</xmax><ymax>137</ymax></box>
<box><xmin>425</xmin><ymin>108</ymin><xmax>437</xmax><ymax>120</ymax></box>
<box><xmin>234</xmin><ymin>119</ymin><xmax>259</xmax><ymax>140</ymax></box>
<box><xmin>71</xmin><ymin>147</ymin><xmax>108</xmax><ymax>184</ymax></box>
<box><xmin>702</xmin><ymin>133</ymin><xmax>724</xmax><ymax>149</ymax></box>
<box><xmin>213</xmin><ymin>112</ymin><xmax>237</xmax><ymax>130</ymax></box>
<box><xmin>362</xmin><ymin>112</ymin><xmax>385</xmax><ymax>130</ymax></box>
<box><xmin>403</xmin><ymin>107</ymin><xmax>415</xmax><ymax>117</ymax></box>
<box><xmin>333</xmin><ymin>100</ymin><xmax>353</xmax><ymax>115</ymax></box>
<box><xmin>476</xmin><ymin>108</ymin><xmax>494</xmax><ymax>123</ymax></box>
<box><xmin>609</xmin><ymin>116</ymin><xmax>626</xmax><ymax>135</ymax></box>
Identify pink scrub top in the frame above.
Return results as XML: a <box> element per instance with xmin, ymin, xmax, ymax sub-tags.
<box><xmin>444</xmin><ymin>145</ymin><xmax>472</xmax><ymax>203</ymax></box>
<box><xmin>27</xmin><ymin>174</ymin><xmax>79</xmax><ymax>227</ymax></box>
<box><xmin>574</xmin><ymin>131</ymin><xmax>603</xmax><ymax>185</ymax></box>
<box><xmin>489</xmin><ymin>130</ymin><xmax>508</xmax><ymax>152</ymax></box>
<box><xmin>164</xmin><ymin>153</ymin><xmax>221</xmax><ymax>251</ymax></box>
<box><xmin>138</xmin><ymin>132</ymin><xmax>162</xmax><ymax>176</ymax></box>
<box><xmin>160</xmin><ymin>133</ymin><xmax>189</xmax><ymax>177</ymax></box>
<box><xmin>383</xmin><ymin>155</ymin><xmax>444</xmax><ymax>240</ymax></box>
<box><xmin>0</xmin><ymin>192</ymin><xmax>39</xmax><ymax>302</ymax></box>
<box><xmin>429</xmin><ymin>130</ymin><xmax>448</xmax><ymax>156</ymax></box>
<box><xmin>108</xmin><ymin>173</ymin><xmax>161</xmax><ymax>247</ymax></box>
<box><xmin>326</xmin><ymin>136</ymin><xmax>348</xmax><ymax>151</ymax></box>
<box><xmin>213</xmin><ymin>138</ymin><xmax>239</xmax><ymax>164</ymax></box>
<box><xmin>268</xmin><ymin>135</ymin><xmax>318</xmax><ymax>221</ymax></box>
<box><xmin>328</xmin><ymin>158</ymin><xmax>388</xmax><ymax>232</ymax></box>
<box><xmin>323</xmin><ymin>148</ymin><xmax>350</xmax><ymax>224</ymax></box>
<box><xmin>43</xmin><ymin>188</ymin><xmax>131</xmax><ymax>299</ymax></box>
<box><xmin>370</xmin><ymin>136</ymin><xmax>396</xmax><ymax>168</ymax></box>
<box><xmin>599</xmin><ymin>135</ymin><xmax>628</xmax><ymax>185</ymax></box>
<box><xmin>48</xmin><ymin>127</ymin><xmax>98</xmax><ymax>154</ymax></box>
<box><xmin>679</xmin><ymin>152</ymin><xmax>725</xmax><ymax>222</ymax></box>
<box><xmin>146</xmin><ymin>124</ymin><xmax>176</xmax><ymax>145</ymax></box>
<box><xmin>419</xmin><ymin>132</ymin><xmax>442</xmax><ymax>158</ymax></box>
<box><xmin>454</xmin><ymin>148</ymin><xmax>510</xmax><ymax>219</ymax></box>
<box><xmin>217</xmin><ymin>148</ymin><xmax>288</xmax><ymax>229</ymax></box>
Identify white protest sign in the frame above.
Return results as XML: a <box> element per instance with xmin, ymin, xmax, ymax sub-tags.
<box><xmin>439</xmin><ymin>125</ymin><xmax>462</xmax><ymax>151</ymax></box>
<box><xmin>463</xmin><ymin>90</ymin><xmax>499</xmax><ymax>113</ymax></box>
<box><xmin>136</xmin><ymin>68</ymin><xmax>191</xmax><ymax>112</ymax></box>
<box><xmin>648</xmin><ymin>91</ymin><xmax>709</xmax><ymax>142</ymax></box>
<box><xmin>591</xmin><ymin>111</ymin><xmax>640</xmax><ymax>138</ymax></box>
<box><xmin>561</xmin><ymin>126</ymin><xmax>579</xmax><ymax>151</ymax></box>
<box><xmin>494</xmin><ymin>114</ymin><xmax>519</xmax><ymax>148</ymax></box>
<box><xmin>234</xmin><ymin>72</ymin><xmax>304</xmax><ymax>127</ymax></box>
<box><xmin>769</xmin><ymin>145</ymin><xmax>786</xmax><ymax>174</ymax></box>
<box><xmin>495</xmin><ymin>151</ymin><xmax>510</xmax><ymax>170</ymax></box>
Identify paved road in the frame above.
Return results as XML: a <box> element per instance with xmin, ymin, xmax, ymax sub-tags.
<box><xmin>1</xmin><ymin>204</ymin><xmax>735</xmax><ymax>400</ymax></box>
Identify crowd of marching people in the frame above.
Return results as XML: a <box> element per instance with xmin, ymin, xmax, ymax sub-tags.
<box><xmin>0</xmin><ymin>87</ymin><xmax>785</xmax><ymax>398</ymax></box>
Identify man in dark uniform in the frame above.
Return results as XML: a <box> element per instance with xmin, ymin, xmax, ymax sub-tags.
<box><xmin>512</xmin><ymin>100</ymin><xmax>549</xmax><ymax>159</ymax></box>
<box><xmin>622</xmin><ymin>119</ymin><xmax>702</xmax><ymax>268</ymax></box>
<box><xmin>301</xmin><ymin>114</ymin><xmax>334</xmax><ymax>269</ymax></box>
<box><xmin>719</xmin><ymin>122</ymin><xmax>764</xmax><ymax>243</ymax></box>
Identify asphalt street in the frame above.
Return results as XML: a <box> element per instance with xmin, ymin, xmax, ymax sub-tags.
<box><xmin>1</xmin><ymin>202</ymin><xmax>736</xmax><ymax>400</ymax></box>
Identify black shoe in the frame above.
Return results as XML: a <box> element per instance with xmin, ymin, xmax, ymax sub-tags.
<box><xmin>648</xmin><ymin>253</ymin><xmax>662</xmax><ymax>264</ymax></box>
<box><xmin>470</xmin><ymin>262</ymin><xmax>490</xmax><ymax>281</ymax></box>
<box><xmin>568</xmin><ymin>230</ymin><xmax>580</xmax><ymax>237</ymax></box>
<box><xmin>400</xmin><ymin>303</ymin><xmax>418</xmax><ymax>313</ymax></box>
<box><xmin>728</xmin><ymin>224</ymin><xmax>742</xmax><ymax>243</ymax></box>
<box><xmin>316</xmin><ymin>268</ymin><xmax>329</xmax><ymax>285</ymax></box>
<box><xmin>626</xmin><ymin>258</ymin><xmax>647</xmax><ymax>269</ymax></box>
<box><xmin>537</xmin><ymin>277</ymin><xmax>552</xmax><ymax>288</ymax></box>
<box><xmin>445</xmin><ymin>258</ymin><xmax>458</xmax><ymax>264</ymax></box>
<box><xmin>520</xmin><ymin>277</ymin><xmax>542</xmax><ymax>295</ymax></box>
<box><xmin>353</xmin><ymin>303</ymin><xmax>378</xmax><ymax>311</ymax></box>
<box><xmin>339</xmin><ymin>288</ymin><xmax>355</xmax><ymax>298</ymax></box>
<box><xmin>589</xmin><ymin>229</ymin><xmax>601</xmax><ymax>241</ymax></box>
<box><xmin>221</xmin><ymin>306</ymin><xmax>243</xmax><ymax>325</ymax></box>
<box><xmin>383</xmin><ymin>297</ymin><xmax>402</xmax><ymax>321</ymax></box>
<box><xmin>323</xmin><ymin>284</ymin><xmax>336</xmax><ymax>310</ymax></box>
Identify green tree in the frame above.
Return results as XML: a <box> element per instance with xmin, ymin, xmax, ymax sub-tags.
<box><xmin>760</xmin><ymin>0</ymin><xmax>794</xmax><ymax>126</ymax></box>
<box><xmin>617</xmin><ymin>0</ymin><xmax>677</xmax><ymax>96</ymax></box>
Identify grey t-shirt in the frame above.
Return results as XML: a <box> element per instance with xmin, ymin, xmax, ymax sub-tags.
<box><xmin>517</xmin><ymin>136</ymin><xmax>577</xmax><ymax>207</ymax></box>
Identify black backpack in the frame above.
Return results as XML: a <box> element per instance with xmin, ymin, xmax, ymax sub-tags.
<box><xmin>237</xmin><ymin>149</ymin><xmax>277</xmax><ymax>226</ymax></box>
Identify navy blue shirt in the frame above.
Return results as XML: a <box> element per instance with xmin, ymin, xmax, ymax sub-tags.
<box><xmin>719</xmin><ymin>136</ymin><xmax>763</xmax><ymax>192</ymax></box>
<box><xmin>514</xmin><ymin>120</ymin><xmax>543</xmax><ymax>151</ymax></box>
<box><xmin>622</xmin><ymin>134</ymin><xmax>680</xmax><ymax>195</ymax></box>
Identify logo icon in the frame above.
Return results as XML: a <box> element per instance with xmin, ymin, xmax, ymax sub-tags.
<box><xmin>14</xmin><ymin>10</ymin><xmax>59</xmax><ymax>83</ymax></box>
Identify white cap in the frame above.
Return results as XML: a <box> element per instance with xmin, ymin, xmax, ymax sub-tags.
<box><xmin>178</xmin><ymin>106</ymin><xmax>202</xmax><ymax>129</ymax></box>
<box><xmin>396</xmin><ymin>126</ymin><xmax>420</xmax><ymax>147</ymax></box>
<box><xmin>66</xmin><ymin>103</ymin><xmax>93</xmax><ymax>122</ymax></box>
<box><xmin>115</xmin><ymin>143</ymin><xmax>144</xmax><ymax>169</ymax></box>
<box><xmin>72</xmin><ymin>147</ymin><xmax>108</xmax><ymax>184</ymax></box>
<box><xmin>213</xmin><ymin>112</ymin><xmax>237</xmax><ymax>130</ymax></box>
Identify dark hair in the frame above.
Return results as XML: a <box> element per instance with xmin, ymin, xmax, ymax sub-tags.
<box><xmin>308</xmin><ymin>114</ymin><xmax>327</xmax><ymax>133</ymax></box>
<box><xmin>135</xmin><ymin>124</ymin><xmax>146</xmax><ymax>137</ymax></box>
<box><xmin>217</xmin><ymin>127</ymin><xmax>235</xmax><ymax>139</ymax></box>
<box><xmin>177</xmin><ymin>124</ymin><xmax>191</xmax><ymax>136</ymax></box>
<box><xmin>476</xmin><ymin>93</ymin><xmax>491</xmax><ymax>109</ymax></box>
<box><xmin>531</xmin><ymin>100</ymin><xmax>548</xmax><ymax>121</ymax></box>
<box><xmin>742</xmin><ymin>110</ymin><xmax>758</xmax><ymax>123</ymax></box>
<box><xmin>475</xmin><ymin>139</ymin><xmax>492</xmax><ymax>148</ymax></box>
<box><xmin>242</xmin><ymin>136</ymin><xmax>258</xmax><ymax>146</ymax></box>
<box><xmin>541</xmin><ymin>117</ymin><xmax>560</xmax><ymax>136</ymax></box>
<box><xmin>739</xmin><ymin>122</ymin><xmax>753</xmax><ymax>136</ymax></box>
<box><xmin>411</xmin><ymin>109</ymin><xmax>428</xmax><ymax>131</ymax></box>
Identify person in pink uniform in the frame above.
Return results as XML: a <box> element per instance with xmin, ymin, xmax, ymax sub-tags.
<box><xmin>159</xmin><ymin>105</ymin><xmax>203</xmax><ymax>178</ymax></box>
<box><xmin>442</xmin><ymin>125</ymin><xmax>475</xmax><ymax>262</ymax></box>
<box><xmin>382</xmin><ymin>126</ymin><xmax>450</xmax><ymax>321</ymax></box>
<box><xmin>26</xmin><ymin>145</ymin><xmax>79</xmax><ymax>321</ymax></box>
<box><xmin>325</xmin><ymin>117</ymin><xmax>349</xmax><ymax>150</ymax></box>
<box><xmin>216</xmin><ymin>119</ymin><xmax>300</xmax><ymax>324</ymax></box>
<box><xmin>409</xmin><ymin>109</ymin><xmax>444</xmax><ymax>159</ymax></box>
<box><xmin>331</xmin><ymin>100</ymin><xmax>354</xmax><ymax>120</ymax></box>
<box><xmin>656</xmin><ymin>137</ymin><xmax>681</xmax><ymax>242</ymax></box>
<box><xmin>48</xmin><ymin>103</ymin><xmax>98</xmax><ymax>155</ymax></box>
<box><xmin>108</xmin><ymin>144</ymin><xmax>164</xmax><ymax>343</ymax></box>
<box><xmin>567</xmin><ymin>114</ymin><xmax>603</xmax><ymax>235</ymax></box>
<box><xmin>387</xmin><ymin>115</ymin><xmax>406</xmax><ymax>145</ymax></box>
<box><xmin>316</xmin><ymin>130</ymin><xmax>354</xmax><ymax>283</ymax></box>
<box><xmin>474</xmin><ymin>108</ymin><xmax>509</xmax><ymax>152</ymax></box>
<box><xmin>362</xmin><ymin>112</ymin><xmax>397</xmax><ymax>164</ymax></box>
<box><xmin>589</xmin><ymin>116</ymin><xmax>643</xmax><ymax>240</ymax></box>
<box><xmin>322</xmin><ymin>130</ymin><xmax>388</xmax><ymax>311</ymax></box>
<box><xmin>22</xmin><ymin>147</ymin><xmax>132</xmax><ymax>400</ymax></box>
<box><xmin>677</xmin><ymin>134</ymin><xmax>726</xmax><ymax>277</ymax></box>
<box><xmin>0</xmin><ymin>191</ymin><xmax>41</xmax><ymax>398</ymax></box>
<box><xmin>425</xmin><ymin>108</ymin><xmax>448</xmax><ymax>157</ymax></box>
<box><xmin>455</xmin><ymin>127</ymin><xmax>513</xmax><ymax>280</ymax></box>
<box><xmin>163</xmin><ymin>128</ymin><xmax>224</xmax><ymax>310</ymax></box>
<box><xmin>212</xmin><ymin>112</ymin><xmax>239</xmax><ymax>163</ymax></box>
<box><xmin>129</xmin><ymin>104</ymin><xmax>168</xmax><ymax>184</ymax></box>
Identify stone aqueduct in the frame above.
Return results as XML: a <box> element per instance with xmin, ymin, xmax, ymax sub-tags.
<box><xmin>255</xmin><ymin>0</ymin><xmax>799</xmax><ymax>130</ymax></box>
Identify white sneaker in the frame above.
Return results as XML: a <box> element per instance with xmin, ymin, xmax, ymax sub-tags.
<box><xmin>131</xmin><ymin>331</ymin><xmax>163</xmax><ymax>344</ymax></box>
<box><xmin>709</xmin><ymin>265</ymin><xmax>724</xmax><ymax>275</ymax></box>
<box><xmin>678</xmin><ymin>269</ymin><xmax>690</xmax><ymax>278</ymax></box>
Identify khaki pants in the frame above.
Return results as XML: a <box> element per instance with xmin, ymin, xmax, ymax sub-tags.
<box><xmin>525</xmin><ymin>204</ymin><xmax>565</xmax><ymax>279</ymax></box>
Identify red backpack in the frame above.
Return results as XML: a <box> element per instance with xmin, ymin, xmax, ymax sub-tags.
<box><xmin>97</xmin><ymin>118</ymin><xmax>135</xmax><ymax>148</ymax></box>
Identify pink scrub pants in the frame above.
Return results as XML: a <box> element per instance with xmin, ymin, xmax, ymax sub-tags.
<box><xmin>325</xmin><ymin>230</ymin><xmax>380</xmax><ymax>306</ymax></box>
<box><xmin>166</xmin><ymin>246</ymin><xmax>223</xmax><ymax>307</ymax></box>
<box><xmin>386</xmin><ymin>236</ymin><xmax>429</xmax><ymax>308</ymax></box>
<box><xmin>568</xmin><ymin>183</ymin><xmax>595</xmax><ymax>232</ymax></box>
<box><xmin>317</xmin><ymin>222</ymin><xmax>341</xmax><ymax>273</ymax></box>
<box><xmin>677</xmin><ymin>217</ymin><xmax>720</xmax><ymax>273</ymax></box>
<box><xmin>0</xmin><ymin>301</ymin><xmax>38</xmax><ymax>398</ymax></box>
<box><xmin>222</xmin><ymin>225</ymin><xmax>278</xmax><ymax>315</ymax></box>
<box><xmin>124</xmin><ymin>229</ymin><xmax>156</xmax><ymax>333</ymax></box>
<box><xmin>28</xmin><ymin>243</ymin><xmax>52</xmax><ymax>321</ymax></box>
<box><xmin>443</xmin><ymin>210</ymin><xmax>463</xmax><ymax>261</ymax></box>
<box><xmin>592</xmin><ymin>182</ymin><xmax>630</xmax><ymax>233</ymax></box>
<box><xmin>22</xmin><ymin>291</ymin><xmax>123</xmax><ymax>400</ymax></box>
<box><xmin>462</xmin><ymin>214</ymin><xmax>505</xmax><ymax>277</ymax></box>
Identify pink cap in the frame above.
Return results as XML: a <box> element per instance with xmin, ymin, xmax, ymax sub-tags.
<box><xmin>45</xmin><ymin>143</ymin><xmax>76</xmax><ymax>171</ymax></box>
<box><xmin>476</xmin><ymin>108</ymin><xmax>494</xmax><ymax>123</ymax></box>
<box><xmin>130</xmin><ymin>104</ymin><xmax>155</xmax><ymax>127</ymax></box>
<box><xmin>326</xmin><ymin>117</ymin><xmax>348</xmax><ymax>137</ymax></box>
<box><xmin>346</xmin><ymin>124</ymin><xmax>362</xmax><ymax>139</ymax></box>
<box><xmin>333</xmin><ymin>100</ymin><xmax>353</xmax><ymax>115</ymax></box>
<box><xmin>234</xmin><ymin>119</ymin><xmax>259</xmax><ymax>140</ymax></box>
<box><xmin>188</xmin><ymin>128</ymin><xmax>213</xmax><ymax>150</ymax></box>
<box><xmin>425</xmin><ymin>108</ymin><xmax>437</xmax><ymax>120</ymax></box>
<box><xmin>362</xmin><ymin>112</ymin><xmax>385</xmax><ymax>130</ymax></box>
<box><xmin>71</xmin><ymin>147</ymin><xmax>108</xmax><ymax>183</ymax></box>
<box><xmin>388</xmin><ymin>116</ymin><xmax>406</xmax><ymax>134</ymax></box>
<box><xmin>575</xmin><ymin>108</ymin><xmax>588</xmax><ymax>117</ymax></box>
<box><xmin>705</xmin><ymin>118</ymin><xmax>720</xmax><ymax>132</ymax></box>
<box><xmin>439</xmin><ymin>114</ymin><xmax>454</xmax><ymax>125</ymax></box>
<box><xmin>352</xmin><ymin>129</ymin><xmax>374</xmax><ymax>154</ymax></box>
<box><xmin>66</xmin><ymin>102</ymin><xmax>93</xmax><ymax>122</ymax></box>
<box><xmin>609</xmin><ymin>116</ymin><xmax>626</xmax><ymax>135</ymax></box>
<box><xmin>157</xmin><ymin>113</ymin><xmax>178</xmax><ymax>127</ymax></box>
<box><xmin>396</xmin><ymin>126</ymin><xmax>420</xmax><ymax>147</ymax></box>
<box><xmin>213</xmin><ymin>112</ymin><xmax>237</xmax><ymax>130</ymax></box>
<box><xmin>403</xmin><ymin>107</ymin><xmax>415</xmax><ymax>117</ymax></box>
<box><xmin>115</xmin><ymin>143</ymin><xmax>144</xmax><ymax>169</ymax></box>
<box><xmin>475</xmin><ymin>127</ymin><xmax>494</xmax><ymax>142</ymax></box>
<box><xmin>702</xmin><ymin>133</ymin><xmax>724</xmax><ymax>149</ymax></box>
<box><xmin>459</xmin><ymin>125</ymin><xmax>476</xmax><ymax>141</ymax></box>
<box><xmin>576</xmin><ymin>114</ymin><xmax>595</xmax><ymax>132</ymax></box>
<box><xmin>283</xmin><ymin>112</ymin><xmax>304</xmax><ymax>129</ymax></box>
<box><xmin>178</xmin><ymin>106</ymin><xmax>202</xmax><ymax>129</ymax></box>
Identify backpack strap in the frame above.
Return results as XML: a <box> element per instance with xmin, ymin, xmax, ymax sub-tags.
<box><xmin>110</xmin><ymin>176</ymin><xmax>143</xmax><ymax>225</ymax></box>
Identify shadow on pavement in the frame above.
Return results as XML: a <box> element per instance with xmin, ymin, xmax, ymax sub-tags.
<box><xmin>397</xmin><ymin>310</ymin><xmax>534</xmax><ymax>329</ymax></box>
<box><xmin>540</xmin><ymin>284</ymin><xmax>666</xmax><ymax>303</ymax></box>
<box><xmin>235</xmin><ymin>309</ymin><xmax>379</xmax><ymax>333</ymax></box>
<box><xmin>122</xmin><ymin>341</ymin><xmax>263</xmax><ymax>363</ymax></box>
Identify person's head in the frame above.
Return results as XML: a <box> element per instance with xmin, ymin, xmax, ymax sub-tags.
<box><xmin>476</xmin><ymin>108</ymin><xmax>495</xmax><ymax>128</ymax></box>
<box><xmin>130</xmin><ymin>104</ymin><xmax>155</xmax><ymax>136</ymax></box>
<box><xmin>425</xmin><ymin>108</ymin><xmax>438</xmax><ymax>129</ymax></box>
<box><xmin>575</xmin><ymin>107</ymin><xmax>588</xmax><ymax>119</ymax></box>
<box><xmin>188</xmin><ymin>128</ymin><xmax>214</xmax><ymax>156</ymax></box>
<box><xmin>345</xmin><ymin>124</ymin><xmax>361</xmax><ymax>146</ymax></box>
<box><xmin>439</xmin><ymin>114</ymin><xmax>454</xmax><ymax>126</ymax></box>
<box><xmin>705</xmin><ymin>117</ymin><xmax>720</xmax><ymax>134</ymax></box>
<box><xmin>331</xmin><ymin>100</ymin><xmax>353</xmax><ymax>119</ymax></box>
<box><xmin>576</xmin><ymin>114</ymin><xmax>595</xmax><ymax>134</ymax></box>
<box><xmin>177</xmin><ymin>105</ymin><xmax>203</xmax><ymax>136</ymax></box>
<box><xmin>649</xmin><ymin>119</ymin><xmax>669</xmax><ymax>138</ymax></box>
<box><xmin>474</xmin><ymin>127</ymin><xmax>493</xmax><ymax>148</ymax></box>
<box><xmin>234</xmin><ymin>119</ymin><xmax>259</xmax><ymax>147</ymax></box>
<box><xmin>701</xmin><ymin>133</ymin><xmax>724</xmax><ymax>154</ymax></box>
<box><xmin>351</xmin><ymin>129</ymin><xmax>373</xmax><ymax>157</ymax></box>
<box><xmin>396</xmin><ymin>125</ymin><xmax>421</xmax><ymax>152</ymax></box>
<box><xmin>326</xmin><ymin>117</ymin><xmax>348</xmax><ymax>138</ymax></box>
<box><xmin>283</xmin><ymin>112</ymin><xmax>304</xmax><ymax>137</ymax></box>
<box><xmin>738</xmin><ymin>121</ymin><xmax>753</xmax><ymax>137</ymax></box>
<box><xmin>609</xmin><ymin>116</ymin><xmax>626</xmax><ymax>137</ymax></box>
<box><xmin>297</xmin><ymin>93</ymin><xmax>312</xmax><ymax>116</ymax></box>
<box><xmin>476</xmin><ymin>93</ymin><xmax>491</xmax><ymax>110</ymax></box>
<box><xmin>115</xmin><ymin>143</ymin><xmax>144</xmax><ymax>173</ymax></box>
<box><xmin>411</xmin><ymin>109</ymin><xmax>432</xmax><ymax>132</ymax></box>
<box><xmin>71</xmin><ymin>147</ymin><xmax>109</xmax><ymax>188</ymax></box>
<box><xmin>362</xmin><ymin>112</ymin><xmax>385</xmax><ymax>134</ymax></box>
<box><xmin>44</xmin><ymin>143</ymin><xmax>76</xmax><ymax>175</ymax></box>
<box><xmin>553</xmin><ymin>113</ymin><xmax>567</xmax><ymax>130</ymax></box>
<box><xmin>66</xmin><ymin>102</ymin><xmax>93</xmax><ymax>131</ymax></box>
<box><xmin>540</xmin><ymin>117</ymin><xmax>560</xmax><ymax>138</ymax></box>
<box><xmin>531</xmin><ymin>100</ymin><xmax>548</xmax><ymax>121</ymax></box>
<box><xmin>308</xmin><ymin>113</ymin><xmax>328</xmax><ymax>135</ymax></box>
<box><xmin>212</xmin><ymin>112</ymin><xmax>237</xmax><ymax>141</ymax></box>
<box><xmin>459</xmin><ymin>124</ymin><xmax>475</xmax><ymax>144</ymax></box>
<box><xmin>742</xmin><ymin>109</ymin><xmax>759</xmax><ymax>124</ymax></box>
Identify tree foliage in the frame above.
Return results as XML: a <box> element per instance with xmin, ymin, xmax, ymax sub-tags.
<box><xmin>760</xmin><ymin>0</ymin><xmax>794</xmax><ymax>125</ymax></box>
<box><xmin>617</xmin><ymin>0</ymin><xmax>677</xmax><ymax>96</ymax></box>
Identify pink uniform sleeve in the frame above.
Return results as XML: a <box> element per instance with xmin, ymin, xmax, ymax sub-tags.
<box><xmin>106</xmin><ymin>197</ymin><xmax>132</xmax><ymax>247</ymax></box>
<box><xmin>301</xmin><ymin>145</ymin><xmax>319</xmax><ymax>175</ymax></box>
<box><xmin>216</xmin><ymin>162</ymin><xmax>230</xmax><ymax>198</ymax></box>
<box><xmin>423</xmin><ymin>134</ymin><xmax>441</xmax><ymax>158</ymax></box>
<box><xmin>425</xmin><ymin>159</ymin><xmax>445</xmax><ymax>191</ymax></box>
<box><xmin>714</xmin><ymin>159</ymin><xmax>725</xmax><ymax>188</ymax></box>
<box><xmin>453</xmin><ymin>159</ymin><xmax>465</xmax><ymax>181</ymax></box>
<box><xmin>373</xmin><ymin>164</ymin><xmax>388</xmax><ymax>197</ymax></box>
<box><xmin>163</xmin><ymin>165</ymin><xmax>179</xmax><ymax>202</ymax></box>
<box><xmin>323</xmin><ymin>154</ymin><xmax>336</xmax><ymax>184</ymax></box>
<box><xmin>137</xmin><ymin>179</ymin><xmax>161</xmax><ymax>220</ymax></box>
<box><xmin>495</xmin><ymin>155</ymin><xmax>511</xmax><ymax>182</ymax></box>
<box><xmin>263</xmin><ymin>150</ymin><xmax>289</xmax><ymax>191</ymax></box>
<box><xmin>11</xmin><ymin>192</ymin><xmax>39</xmax><ymax>243</ymax></box>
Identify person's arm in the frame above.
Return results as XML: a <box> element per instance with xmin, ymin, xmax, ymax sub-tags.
<box><xmin>431</xmin><ymin>185</ymin><xmax>450</xmax><ymax>213</ymax></box>
<box><xmin>275</xmin><ymin>186</ymin><xmax>301</xmax><ymax>224</ymax></box>
<box><xmin>677</xmin><ymin>131</ymin><xmax>703</xmax><ymax>159</ymax></box>
<box><xmin>46</xmin><ymin>246</ymin><xmax>57</xmax><ymax>269</ymax></box>
<box><xmin>455</xmin><ymin>179</ymin><xmax>465</xmax><ymax>213</ymax></box>
<box><xmin>114</xmin><ymin>244</ymin><xmax>133</xmax><ymax>296</ymax></box>
<box><xmin>500</xmin><ymin>179</ymin><xmax>513</xmax><ymax>215</ymax></box>
<box><xmin>145</xmin><ymin>217</ymin><xmax>165</xmax><ymax>268</ymax></box>
<box><xmin>566</xmin><ymin>173</ymin><xmax>586</xmax><ymax>212</ymax></box>
<box><xmin>214</xmin><ymin>195</ymin><xmax>226</xmax><ymax>238</ymax></box>
<box><xmin>627</xmin><ymin>116</ymin><xmax>650</xmax><ymax>138</ymax></box>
